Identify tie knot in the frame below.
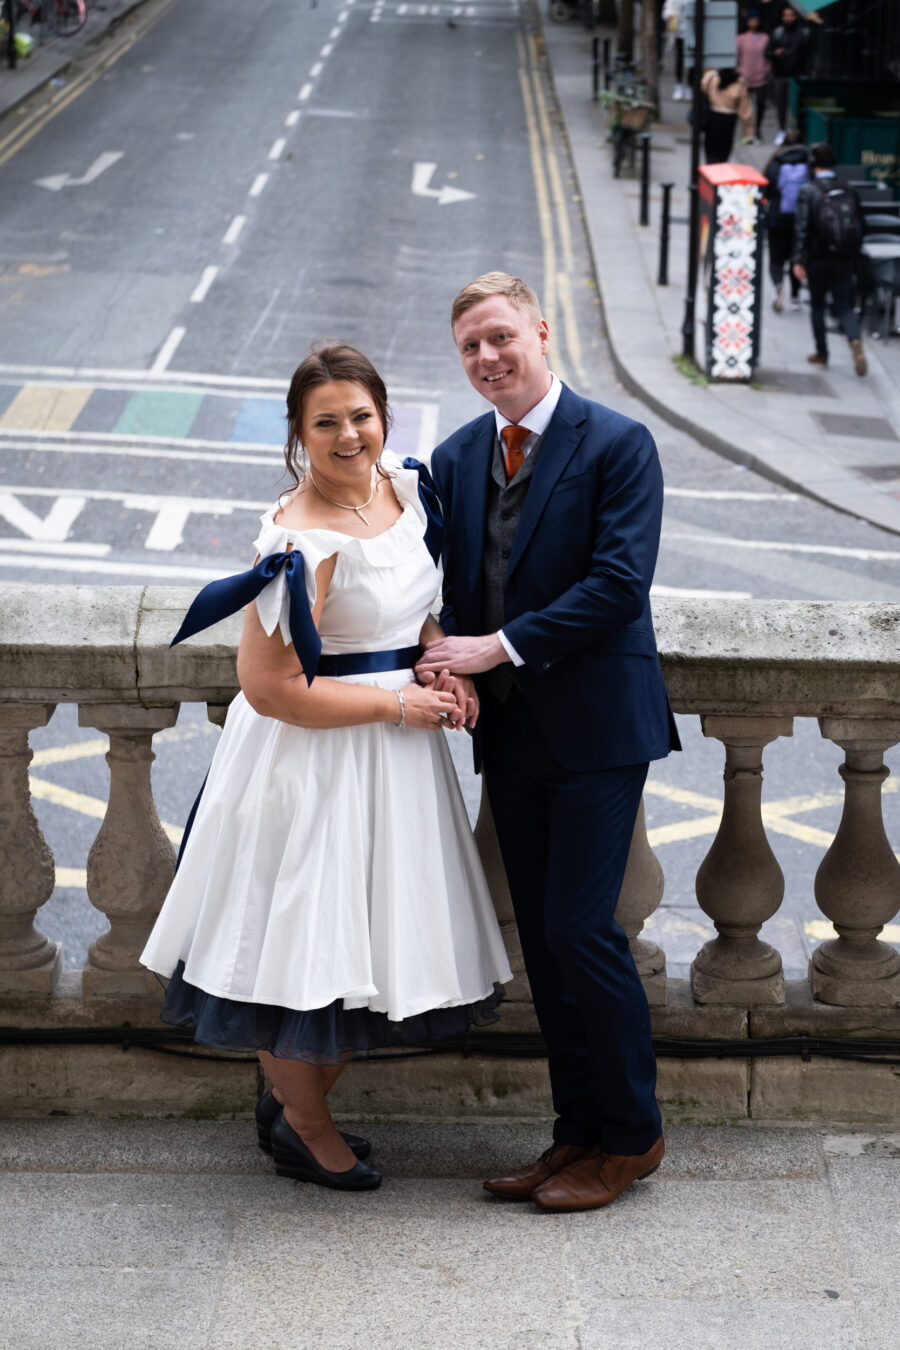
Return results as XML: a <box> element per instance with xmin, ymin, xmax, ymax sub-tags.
<box><xmin>501</xmin><ymin>424</ymin><xmax>530</xmax><ymax>482</ymax></box>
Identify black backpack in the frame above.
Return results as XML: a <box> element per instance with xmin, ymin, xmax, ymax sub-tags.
<box><xmin>813</xmin><ymin>181</ymin><xmax>864</xmax><ymax>256</ymax></box>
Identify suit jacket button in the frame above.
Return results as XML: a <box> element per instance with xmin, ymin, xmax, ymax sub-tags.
<box><xmin>542</xmin><ymin>661</ymin><xmax>551</xmax><ymax>671</ymax></box>
<box><xmin>500</xmin><ymin>509</ymin><xmax>512</xmax><ymax>521</ymax></box>
<box><xmin>501</xmin><ymin>546</ymin><xmax>510</xmax><ymax>559</ymax></box>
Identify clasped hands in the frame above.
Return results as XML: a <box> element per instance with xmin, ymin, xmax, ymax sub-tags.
<box><xmin>413</xmin><ymin>633</ymin><xmax>509</xmax><ymax>731</ymax></box>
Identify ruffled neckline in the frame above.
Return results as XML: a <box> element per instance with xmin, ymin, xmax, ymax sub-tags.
<box><xmin>253</xmin><ymin>451</ymin><xmax>428</xmax><ymax>570</ymax></box>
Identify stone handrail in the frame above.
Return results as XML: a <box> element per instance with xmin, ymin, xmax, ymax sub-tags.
<box><xmin>2</xmin><ymin>585</ymin><xmax>899</xmax><ymax>1024</ymax></box>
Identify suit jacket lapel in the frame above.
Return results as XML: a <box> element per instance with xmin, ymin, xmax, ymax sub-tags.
<box><xmin>458</xmin><ymin>415</ymin><xmax>495</xmax><ymax>599</ymax></box>
<box><xmin>506</xmin><ymin>386</ymin><xmax>587</xmax><ymax>579</ymax></box>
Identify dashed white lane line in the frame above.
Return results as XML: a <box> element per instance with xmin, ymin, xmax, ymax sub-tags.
<box><xmin>150</xmin><ymin>326</ymin><xmax>185</xmax><ymax>375</ymax></box>
<box><xmin>285</xmin><ymin>110</ymin><xmax>301</xmax><ymax>127</ymax></box>
<box><xmin>329</xmin><ymin>25</ymin><xmax>341</xmax><ymax>37</ymax></box>
<box><xmin>320</xmin><ymin>43</ymin><xmax>333</xmax><ymax>56</ymax></box>
<box><xmin>298</xmin><ymin>82</ymin><xmax>313</xmax><ymax>101</ymax></box>
<box><xmin>249</xmin><ymin>172</ymin><xmax>269</xmax><ymax>197</ymax></box>
<box><xmin>309</xmin><ymin>62</ymin><xmax>323</xmax><ymax>76</ymax></box>
<box><xmin>268</xmin><ymin>137</ymin><xmax>286</xmax><ymax>160</ymax></box>
<box><xmin>189</xmin><ymin>265</ymin><xmax>218</xmax><ymax>304</ymax></box>
<box><xmin>222</xmin><ymin>214</ymin><xmax>246</xmax><ymax>245</ymax></box>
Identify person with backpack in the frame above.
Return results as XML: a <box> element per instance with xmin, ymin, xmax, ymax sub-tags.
<box><xmin>764</xmin><ymin>131</ymin><xmax>809</xmax><ymax>311</ymax></box>
<box><xmin>792</xmin><ymin>142</ymin><xmax>867</xmax><ymax>376</ymax></box>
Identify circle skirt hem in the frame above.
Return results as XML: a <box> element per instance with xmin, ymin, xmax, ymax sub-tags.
<box><xmin>160</xmin><ymin>961</ymin><xmax>505</xmax><ymax>1064</ymax></box>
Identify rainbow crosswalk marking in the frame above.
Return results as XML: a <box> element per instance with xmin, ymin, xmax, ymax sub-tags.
<box><xmin>0</xmin><ymin>370</ymin><xmax>440</xmax><ymax>460</ymax></box>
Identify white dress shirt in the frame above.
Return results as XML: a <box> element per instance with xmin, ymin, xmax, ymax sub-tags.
<box><xmin>495</xmin><ymin>374</ymin><xmax>562</xmax><ymax>667</ymax></box>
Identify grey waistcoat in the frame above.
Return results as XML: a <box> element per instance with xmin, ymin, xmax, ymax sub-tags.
<box><xmin>482</xmin><ymin>432</ymin><xmax>544</xmax><ymax>701</ymax></box>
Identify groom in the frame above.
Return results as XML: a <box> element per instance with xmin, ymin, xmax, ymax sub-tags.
<box><xmin>416</xmin><ymin>273</ymin><xmax>680</xmax><ymax>1212</ymax></box>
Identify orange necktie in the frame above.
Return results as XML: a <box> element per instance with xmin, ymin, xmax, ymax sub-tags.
<box><xmin>501</xmin><ymin>424</ymin><xmax>530</xmax><ymax>482</ymax></box>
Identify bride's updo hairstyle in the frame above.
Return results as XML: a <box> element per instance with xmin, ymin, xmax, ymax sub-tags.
<box><xmin>284</xmin><ymin>342</ymin><xmax>393</xmax><ymax>488</ymax></box>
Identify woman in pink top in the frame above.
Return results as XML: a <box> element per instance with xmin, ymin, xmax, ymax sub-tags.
<box><xmin>736</xmin><ymin>11</ymin><xmax>772</xmax><ymax>143</ymax></box>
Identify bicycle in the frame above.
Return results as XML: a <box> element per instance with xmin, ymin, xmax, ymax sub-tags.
<box><xmin>16</xmin><ymin>0</ymin><xmax>86</xmax><ymax>39</ymax></box>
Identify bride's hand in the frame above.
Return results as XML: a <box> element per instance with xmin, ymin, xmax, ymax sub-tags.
<box><xmin>417</xmin><ymin>669</ymin><xmax>470</xmax><ymax>730</ymax></box>
<box><xmin>399</xmin><ymin>680</ymin><xmax>460</xmax><ymax>730</ymax></box>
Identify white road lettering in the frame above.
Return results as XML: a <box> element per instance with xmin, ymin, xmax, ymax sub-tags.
<box><xmin>121</xmin><ymin>497</ymin><xmax>234</xmax><ymax>551</ymax></box>
<box><xmin>411</xmin><ymin>161</ymin><xmax>475</xmax><ymax>205</ymax></box>
<box><xmin>35</xmin><ymin>151</ymin><xmax>123</xmax><ymax>192</ymax></box>
<box><xmin>0</xmin><ymin>492</ymin><xmax>85</xmax><ymax>541</ymax></box>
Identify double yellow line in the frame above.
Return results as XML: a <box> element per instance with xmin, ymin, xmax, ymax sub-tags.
<box><xmin>516</xmin><ymin>28</ymin><xmax>587</xmax><ymax>388</ymax></box>
<box><xmin>0</xmin><ymin>0</ymin><xmax>179</xmax><ymax>167</ymax></box>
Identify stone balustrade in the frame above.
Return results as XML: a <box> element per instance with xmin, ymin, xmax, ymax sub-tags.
<box><xmin>1</xmin><ymin>585</ymin><xmax>899</xmax><ymax>1122</ymax></box>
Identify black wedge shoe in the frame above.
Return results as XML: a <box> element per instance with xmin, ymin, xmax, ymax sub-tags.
<box><xmin>270</xmin><ymin>1111</ymin><xmax>382</xmax><ymax>1191</ymax></box>
<box><xmin>255</xmin><ymin>1090</ymin><xmax>371</xmax><ymax>1160</ymax></box>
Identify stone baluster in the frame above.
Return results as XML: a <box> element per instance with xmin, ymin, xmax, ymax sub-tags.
<box><xmin>615</xmin><ymin>797</ymin><xmax>667</xmax><ymax>1005</ymax></box>
<box><xmin>474</xmin><ymin>782</ymin><xmax>531</xmax><ymax>1001</ymax></box>
<box><xmin>691</xmin><ymin>716</ymin><xmax>792</xmax><ymax>1005</ymax></box>
<box><xmin>79</xmin><ymin>704</ymin><xmax>179</xmax><ymax>996</ymax></box>
<box><xmin>0</xmin><ymin>704</ymin><xmax>62</xmax><ymax>994</ymax></box>
<box><xmin>811</xmin><ymin>718</ymin><xmax>900</xmax><ymax>1007</ymax></box>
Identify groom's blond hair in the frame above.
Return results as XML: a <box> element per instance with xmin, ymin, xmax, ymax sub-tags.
<box><xmin>450</xmin><ymin>273</ymin><xmax>543</xmax><ymax>329</ymax></box>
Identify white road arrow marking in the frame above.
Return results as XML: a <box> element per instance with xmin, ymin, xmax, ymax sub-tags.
<box><xmin>35</xmin><ymin>152</ymin><xmax>123</xmax><ymax>192</ymax></box>
<box><xmin>0</xmin><ymin>493</ymin><xmax>85</xmax><ymax>541</ymax></box>
<box><xmin>411</xmin><ymin>161</ymin><xmax>475</xmax><ymax>206</ymax></box>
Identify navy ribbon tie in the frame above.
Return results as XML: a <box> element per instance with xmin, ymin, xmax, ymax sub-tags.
<box><xmin>170</xmin><ymin>550</ymin><xmax>323</xmax><ymax>686</ymax></box>
<box><xmin>402</xmin><ymin>456</ymin><xmax>443</xmax><ymax>565</ymax></box>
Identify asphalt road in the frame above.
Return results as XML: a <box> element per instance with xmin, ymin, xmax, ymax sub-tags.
<box><xmin>1</xmin><ymin>0</ymin><xmax>897</xmax><ymax>972</ymax></box>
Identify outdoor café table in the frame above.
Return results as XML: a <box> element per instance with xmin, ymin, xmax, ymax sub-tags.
<box><xmin>861</xmin><ymin>240</ymin><xmax>900</xmax><ymax>340</ymax></box>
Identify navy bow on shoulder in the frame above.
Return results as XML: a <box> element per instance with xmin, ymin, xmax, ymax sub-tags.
<box><xmin>170</xmin><ymin>549</ymin><xmax>322</xmax><ymax>686</ymax></box>
<box><xmin>402</xmin><ymin>456</ymin><xmax>442</xmax><ymax>565</ymax></box>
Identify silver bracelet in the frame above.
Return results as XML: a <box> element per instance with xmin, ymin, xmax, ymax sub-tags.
<box><xmin>395</xmin><ymin>689</ymin><xmax>406</xmax><ymax>728</ymax></box>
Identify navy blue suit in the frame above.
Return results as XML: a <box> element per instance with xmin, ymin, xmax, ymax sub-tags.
<box><xmin>432</xmin><ymin>383</ymin><xmax>680</xmax><ymax>1153</ymax></box>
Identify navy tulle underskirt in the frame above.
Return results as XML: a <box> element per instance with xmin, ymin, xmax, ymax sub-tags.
<box><xmin>160</xmin><ymin>961</ymin><xmax>505</xmax><ymax>1064</ymax></box>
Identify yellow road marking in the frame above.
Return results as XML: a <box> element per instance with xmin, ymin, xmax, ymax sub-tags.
<box><xmin>0</xmin><ymin>384</ymin><xmax>92</xmax><ymax>433</ymax></box>
<box><xmin>55</xmin><ymin>867</ymin><xmax>87</xmax><ymax>888</ymax></box>
<box><xmin>29</xmin><ymin>776</ymin><xmax>183</xmax><ymax>845</ymax></box>
<box><xmin>806</xmin><ymin>920</ymin><xmax>900</xmax><ymax>943</ymax></box>
<box><xmin>31</xmin><ymin>738</ymin><xmax>109</xmax><ymax>768</ymax></box>
<box><xmin>645</xmin><ymin>780</ymin><xmax>722</xmax><ymax>812</ymax></box>
<box><xmin>647</xmin><ymin>814</ymin><xmax>722</xmax><ymax>847</ymax></box>
<box><xmin>0</xmin><ymin>0</ymin><xmax>180</xmax><ymax>166</ymax></box>
<box><xmin>517</xmin><ymin>34</ymin><xmax>566</xmax><ymax>384</ymax></box>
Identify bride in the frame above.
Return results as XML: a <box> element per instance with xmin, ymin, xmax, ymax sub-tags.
<box><xmin>140</xmin><ymin>342</ymin><xmax>512</xmax><ymax>1192</ymax></box>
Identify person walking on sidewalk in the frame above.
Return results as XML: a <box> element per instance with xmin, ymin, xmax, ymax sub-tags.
<box><xmin>764</xmin><ymin>131</ymin><xmax>809</xmax><ymax>311</ymax></box>
<box><xmin>417</xmin><ymin>272</ymin><xmax>681</xmax><ymax>1213</ymax></box>
<box><xmin>766</xmin><ymin>5</ymin><xmax>810</xmax><ymax>144</ymax></box>
<box><xmin>701</xmin><ymin>67</ymin><xmax>755</xmax><ymax>164</ymax></box>
<box><xmin>792</xmin><ymin>142</ymin><xmax>867</xmax><ymax>377</ymax></box>
<box><xmin>736</xmin><ymin>11</ymin><xmax>772</xmax><ymax>142</ymax></box>
<box><xmin>662</xmin><ymin>0</ymin><xmax>688</xmax><ymax>100</ymax></box>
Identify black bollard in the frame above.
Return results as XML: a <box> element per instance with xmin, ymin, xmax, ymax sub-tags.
<box><xmin>602</xmin><ymin>36</ymin><xmax>611</xmax><ymax>90</ymax></box>
<box><xmin>5</xmin><ymin>0</ymin><xmax>17</xmax><ymax>70</ymax></box>
<box><xmin>639</xmin><ymin>134</ymin><xmax>651</xmax><ymax>227</ymax></box>
<box><xmin>657</xmin><ymin>182</ymin><xmax>674</xmax><ymax>285</ymax></box>
<box><xmin>592</xmin><ymin>36</ymin><xmax>600</xmax><ymax>102</ymax></box>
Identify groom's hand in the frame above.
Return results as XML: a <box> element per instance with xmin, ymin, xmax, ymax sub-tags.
<box><xmin>416</xmin><ymin>633</ymin><xmax>508</xmax><ymax>676</ymax></box>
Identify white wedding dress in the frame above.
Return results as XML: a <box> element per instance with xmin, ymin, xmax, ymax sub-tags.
<box><xmin>140</xmin><ymin>453</ymin><xmax>512</xmax><ymax>1060</ymax></box>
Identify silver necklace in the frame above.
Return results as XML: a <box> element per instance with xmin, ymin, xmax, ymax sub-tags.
<box><xmin>307</xmin><ymin>468</ymin><xmax>377</xmax><ymax>525</ymax></box>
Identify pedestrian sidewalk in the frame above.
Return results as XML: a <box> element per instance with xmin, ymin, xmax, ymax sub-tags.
<box><xmin>541</xmin><ymin>19</ymin><xmax>900</xmax><ymax>538</ymax></box>
<box><xmin>1</xmin><ymin>1115</ymin><xmax>898</xmax><ymax>1349</ymax></box>
<box><xmin>0</xmin><ymin>0</ymin><xmax>150</xmax><ymax>123</ymax></box>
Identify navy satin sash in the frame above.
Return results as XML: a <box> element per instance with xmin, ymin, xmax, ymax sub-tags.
<box><xmin>317</xmin><ymin>645</ymin><xmax>421</xmax><ymax>678</ymax></box>
<box><xmin>170</xmin><ymin>549</ymin><xmax>322</xmax><ymax>686</ymax></box>
<box><xmin>403</xmin><ymin>456</ymin><xmax>442</xmax><ymax>565</ymax></box>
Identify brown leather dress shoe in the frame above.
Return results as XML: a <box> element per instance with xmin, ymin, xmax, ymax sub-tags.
<box><xmin>532</xmin><ymin>1135</ymin><xmax>665</xmax><ymax>1212</ymax></box>
<box><xmin>483</xmin><ymin>1143</ymin><xmax>589</xmax><ymax>1200</ymax></box>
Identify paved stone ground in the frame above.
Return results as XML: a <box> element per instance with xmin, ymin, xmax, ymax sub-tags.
<box><xmin>0</xmin><ymin>1118</ymin><xmax>897</xmax><ymax>1349</ymax></box>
